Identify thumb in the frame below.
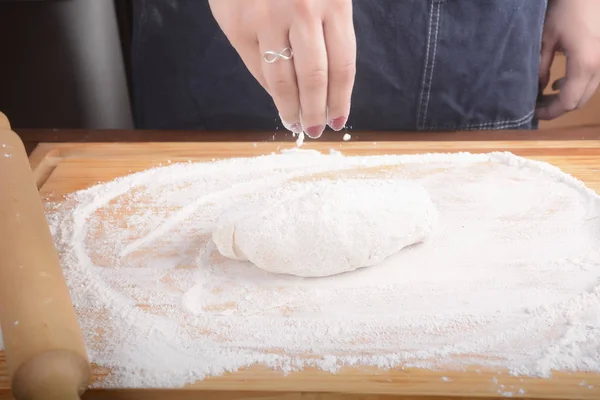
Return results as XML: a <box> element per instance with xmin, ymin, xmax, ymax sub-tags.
<box><xmin>539</xmin><ymin>34</ymin><xmax>558</xmax><ymax>91</ymax></box>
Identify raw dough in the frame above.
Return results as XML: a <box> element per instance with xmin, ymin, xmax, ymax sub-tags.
<box><xmin>212</xmin><ymin>177</ymin><xmax>438</xmax><ymax>277</ymax></box>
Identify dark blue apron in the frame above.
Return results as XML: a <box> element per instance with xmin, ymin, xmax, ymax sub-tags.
<box><xmin>132</xmin><ymin>0</ymin><xmax>547</xmax><ymax>131</ymax></box>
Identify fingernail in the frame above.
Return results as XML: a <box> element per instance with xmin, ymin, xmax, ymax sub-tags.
<box><xmin>305</xmin><ymin>124</ymin><xmax>325</xmax><ymax>139</ymax></box>
<box><xmin>280</xmin><ymin>115</ymin><xmax>303</xmax><ymax>134</ymax></box>
<box><xmin>289</xmin><ymin>122</ymin><xmax>303</xmax><ymax>134</ymax></box>
<box><xmin>328</xmin><ymin>116</ymin><xmax>347</xmax><ymax>131</ymax></box>
<box><xmin>282</xmin><ymin>120</ymin><xmax>303</xmax><ymax>134</ymax></box>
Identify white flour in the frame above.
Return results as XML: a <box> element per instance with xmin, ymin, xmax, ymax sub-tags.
<box><xmin>295</xmin><ymin>131</ymin><xmax>305</xmax><ymax>147</ymax></box>
<box><xmin>1</xmin><ymin>150</ymin><xmax>600</xmax><ymax>390</ymax></box>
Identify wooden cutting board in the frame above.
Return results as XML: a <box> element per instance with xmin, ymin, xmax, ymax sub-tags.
<box><xmin>2</xmin><ymin>139</ymin><xmax>600</xmax><ymax>400</ymax></box>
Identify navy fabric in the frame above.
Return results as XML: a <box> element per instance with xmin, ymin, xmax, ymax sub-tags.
<box><xmin>132</xmin><ymin>0</ymin><xmax>547</xmax><ymax>131</ymax></box>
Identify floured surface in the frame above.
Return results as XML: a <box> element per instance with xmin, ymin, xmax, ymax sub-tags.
<box><xmin>2</xmin><ymin>150</ymin><xmax>600</xmax><ymax>392</ymax></box>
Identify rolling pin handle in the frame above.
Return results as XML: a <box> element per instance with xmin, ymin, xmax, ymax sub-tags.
<box><xmin>0</xmin><ymin>111</ymin><xmax>10</xmax><ymax>129</ymax></box>
<box><xmin>11</xmin><ymin>350</ymin><xmax>89</xmax><ymax>400</ymax></box>
<box><xmin>0</xmin><ymin>112</ymin><xmax>90</xmax><ymax>399</ymax></box>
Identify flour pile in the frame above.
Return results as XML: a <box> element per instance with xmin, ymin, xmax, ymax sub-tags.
<box><xmin>1</xmin><ymin>150</ymin><xmax>600</xmax><ymax>389</ymax></box>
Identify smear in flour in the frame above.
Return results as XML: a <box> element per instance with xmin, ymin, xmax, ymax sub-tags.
<box><xmin>1</xmin><ymin>150</ymin><xmax>599</xmax><ymax>389</ymax></box>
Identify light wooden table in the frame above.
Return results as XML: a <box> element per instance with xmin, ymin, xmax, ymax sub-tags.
<box><xmin>2</xmin><ymin>127</ymin><xmax>600</xmax><ymax>400</ymax></box>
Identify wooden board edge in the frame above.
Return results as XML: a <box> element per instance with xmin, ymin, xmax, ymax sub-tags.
<box><xmin>13</xmin><ymin>125</ymin><xmax>600</xmax><ymax>143</ymax></box>
<box><xmin>81</xmin><ymin>359</ymin><xmax>600</xmax><ymax>399</ymax></box>
<box><xmin>181</xmin><ymin>367</ymin><xmax>600</xmax><ymax>399</ymax></box>
<box><xmin>78</xmin><ymin>389</ymin><xmax>567</xmax><ymax>400</ymax></box>
<box><xmin>28</xmin><ymin>143</ymin><xmax>66</xmax><ymax>189</ymax></box>
<box><xmin>21</xmin><ymin>140</ymin><xmax>600</xmax><ymax>158</ymax></box>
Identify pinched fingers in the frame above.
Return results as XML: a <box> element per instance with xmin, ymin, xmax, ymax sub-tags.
<box><xmin>210</xmin><ymin>0</ymin><xmax>356</xmax><ymax>138</ymax></box>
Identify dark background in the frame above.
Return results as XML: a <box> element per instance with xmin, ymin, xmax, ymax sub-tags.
<box><xmin>0</xmin><ymin>0</ymin><xmax>135</xmax><ymax>129</ymax></box>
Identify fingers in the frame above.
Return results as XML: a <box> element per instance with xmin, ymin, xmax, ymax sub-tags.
<box><xmin>538</xmin><ymin>74</ymin><xmax>599</xmax><ymax>120</ymax></box>
<box><xmin>536</xmin><ymin>77</ymin><xmax>591</xmax><ymax>120</ymax></box>
<box><xmin>323</xmin><ymin>3</ymin><xmax>356</xmax><ymax>131</ymax></box>
<box><xmin>536</xmin><ymin>54</ymin><xmax>593</xmax><ymax>120</ymax></box>
<box><xmin>259</xmin><ymin>31</ymin><xmax>303</xmax><ymax>134</ymax></box>
<box><xmin>290</xmin><ymin>19</ymin><xmax>329</xmax><ymax>138</ymax></box>
<box><xmin>211</xmin><ymin>0</ymin><xmax>356</xmax><ymax>139</ymax></box>
<box><xmin>235</xmin><ymin>41</ymin><xmax>270</xmax><ymax>93</ymax></box>
<box><xmin>539</xmin><ymin>35</ymin><xmax>558</xmax><ymax>92</ymax></box>
<box><xmin>579</xmin><ymin>73</ymin><xmax>600</xmax><ymax>108</ymax></box>
<box><xmin>208</xmin><ymin>1</ymin><xmax>269</xmax><ymax>92</ymax></box>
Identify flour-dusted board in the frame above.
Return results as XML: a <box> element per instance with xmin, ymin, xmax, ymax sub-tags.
<box><xmin>1</xmin><ymin>140</ymin><xmax>600</xmax><ymax>400</ymax></box>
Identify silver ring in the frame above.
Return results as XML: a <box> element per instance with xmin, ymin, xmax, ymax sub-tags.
<box><xmin>263</xmin><ymin>47</ymin><xmax>293</xmax><ymax>64</ymax></box>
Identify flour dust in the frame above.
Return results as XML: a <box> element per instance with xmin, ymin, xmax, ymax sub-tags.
<box><xmin>1</xmin><ymin>150</ymin><xmax>599</xmax><ymax>389</ymax></box>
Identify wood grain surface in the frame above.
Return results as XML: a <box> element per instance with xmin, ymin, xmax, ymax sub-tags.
<box><xmin>12</xmin><ymin>125</ymin><xmax>600</xmax><ymax>146</ymax></box>
<box><xmin>2</xmin><ymin>137</ymin><xmax>600</xmax><ymax>400</ymax></box>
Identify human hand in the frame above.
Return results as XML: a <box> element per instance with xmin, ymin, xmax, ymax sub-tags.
<box><xmin>537</xmin><ymin>0</ymin><xmax>600</xmax><ymax>120</ymax></box>
<box><xmin>0</xmin><ymin>112</ymin><xmax>9</xmax><ymax>130</ymax></box>
<box><xmin>208</xmin><ymin>0</ymin><xmax>356</xmax><ymax>138</ymax></box>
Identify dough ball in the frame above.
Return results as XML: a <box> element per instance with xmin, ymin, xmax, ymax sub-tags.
<box><xmin>212</xmin><ymin>178</ymin><xmax>438</xmax><ymax>277</ymax></box>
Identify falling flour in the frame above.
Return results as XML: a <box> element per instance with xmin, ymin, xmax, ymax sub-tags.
<box><xmin>1</xmin><ymin>150</ymin><xmax>600</xmax><ymax>389</ymax></box>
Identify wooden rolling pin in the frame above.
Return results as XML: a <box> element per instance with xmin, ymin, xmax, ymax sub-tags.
<box><xmin>0</xmin><ymin>112</ymin><xmax>90</xmax><ymax>399</ymax></box>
